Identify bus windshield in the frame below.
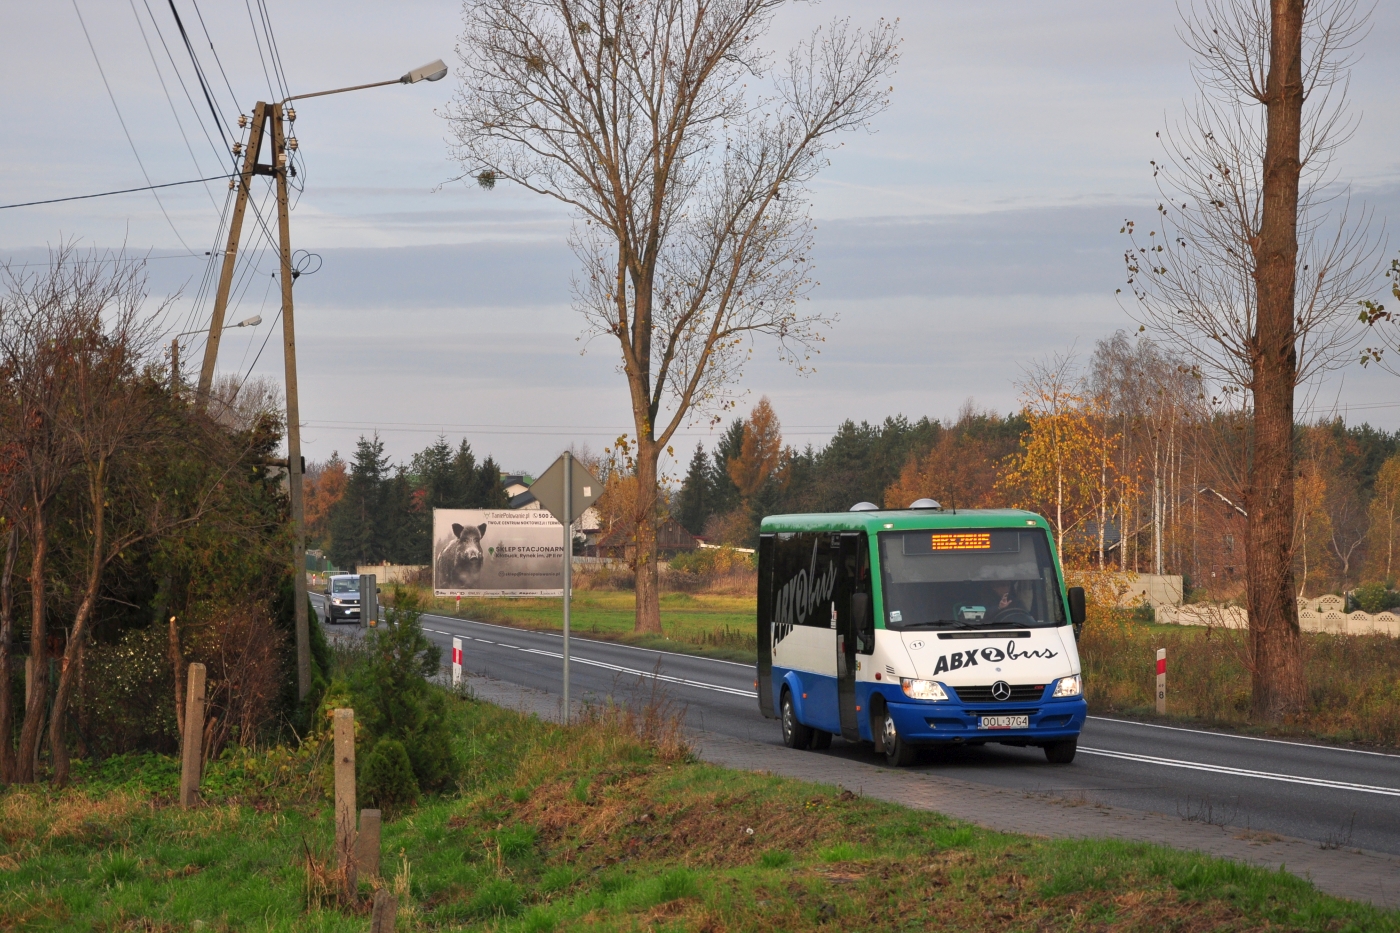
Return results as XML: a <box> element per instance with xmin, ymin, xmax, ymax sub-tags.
<box><xmin>331</xmin><ymin>578</ymin><xmax>359</xmax><ymax>595</ymax></box>
<box><xmin>877</xmin><ymin>529</ymin><xmax>1065</xmax><ymax>630</ymax></box>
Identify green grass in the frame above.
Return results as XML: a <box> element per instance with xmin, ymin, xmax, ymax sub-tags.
<box><xmin>2</xmin><ymin>688</ymin><xmax>1396</xmax><ymax>931</ymax></box>
<box><xmin>417</xmin><ymin>588</ymin><xmax>759</xmax><ymax>663</ymax></box>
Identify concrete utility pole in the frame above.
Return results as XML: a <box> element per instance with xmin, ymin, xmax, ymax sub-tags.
<box><xmin>190</xmin><ymin>59</ymin><xmax>446</xmax><ymax>700</ymax></box>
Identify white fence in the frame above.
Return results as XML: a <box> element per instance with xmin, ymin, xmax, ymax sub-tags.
<box><xmin>1161</xmin><ymin>594</ymin><xmax>1400</xmax><ymax>636</ymax></box>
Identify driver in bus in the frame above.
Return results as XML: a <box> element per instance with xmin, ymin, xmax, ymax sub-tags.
<box><xmin>989</xmin><ymin>580</ymin><xmax>1029</xmax><ymax>615</ymax></box>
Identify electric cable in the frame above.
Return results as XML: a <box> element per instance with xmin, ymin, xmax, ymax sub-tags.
<box><xmin>163</xmin><ymin>0</ymin><xmax>234</xmax><ymax>152</ymax></box>
<box><xmin>127</xmin><ymin>0</ymin><xmax>222</xmax><ymax>214</ymax></box>
<box><xmin>71</xmin><ymin>0</ymin><xmax>199</xmax><ymax>254</ymax></box>
<box><xmin>141</xmin><ymin>0</ymin><xmax>227</xmax><ymax>166</ymax></box>
<box><xmin>187</xmin><ymin>0</ymin><xmax>248</xmax><ymax>124</ymax></box>
<box><xmin>0</xmin><ymin>173</ymin><xmax>248</xmax><ymax>211</ymax></box>
<box><xmin>243</xmin><ymin>0</ymin><xmax>278</xmax><ymax>105</ymax></box>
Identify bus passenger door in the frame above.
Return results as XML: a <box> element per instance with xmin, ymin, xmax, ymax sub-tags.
<box><xmin>756</xmin><ymin>534</ymin><xmax>776</xmax><ymax>719</ymax></box>
<box><xmin>836</xmin><ymin>533</ymin><xmax>866</xmax><ymax>741</ymax></box>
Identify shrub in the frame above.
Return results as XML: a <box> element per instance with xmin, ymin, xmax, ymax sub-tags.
<box><xmin>360</xmin><ymin>738</ymin><xmax>419</xmax><ymax>812</ymax></box>
<box><xmin>347</xmin><ymin>587</ymin><xmax>457</xmax><ymax>792</ymax></box>
<box><xmin>1354</xmin><ymin>582</ymin><xmax>1399</xmax><ymax>614</ymax></box>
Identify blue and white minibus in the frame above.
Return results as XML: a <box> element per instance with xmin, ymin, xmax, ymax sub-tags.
<box><xmin>757</xmin><ymin>500</ymin><xmax>1088</xmax><ymax>766</ymax></box>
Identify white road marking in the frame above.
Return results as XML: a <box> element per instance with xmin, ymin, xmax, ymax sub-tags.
<box><xmin>418</xmin><ymin>612</ymin><xmax>756</xmax><ymax>668</ymax></box>
<box><xmin>418</xmin><ymin>622</ymin><xmax>756</xmax><ymax>698</ymax></box>
<box><xmin>1079</xmin><ymin>747</ymin><xmax>1400</xmax><ymax>797</ymax></box>
<box><xmin>1088</xmin><ymin>715</ymin><xmax>1400</xmax><ymax>758</ymax></box>
<box><xmin>516</xmin><ymin>648</ymin><xmax>758</xmax><ymax>698</ymax></box>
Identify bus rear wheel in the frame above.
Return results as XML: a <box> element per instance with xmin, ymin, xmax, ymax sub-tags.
<box><xmin>781</xmin><ymin>690</ymin><xmax>813</xmax><ymax>750</ymax></box>
<box><xmin>881</xmin><ymin>710</ymin><xmax>917</xmax><ymax>767</ymax></box>
<box><xmin>1043</xmin><ymin>738</ymin><xmax>1077</xmax><ymax>764</ymax></box>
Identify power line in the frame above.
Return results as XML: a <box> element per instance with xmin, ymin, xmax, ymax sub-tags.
<box><xmin>71</xmin><ymin>0</ymin><xmax>198</xmax><ymax>254</ymax></box>
<box><xmin>0</xmin><ymin>173</ymin><xmax>241</xmax><ymax>211</ymax></box>
<box><xmin>126</xmin><ymin>0</ymin><xmax>222</xmax><ymax>214</ymax></box>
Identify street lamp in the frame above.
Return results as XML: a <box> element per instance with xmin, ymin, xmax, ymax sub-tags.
<box><xmin>170</xmin><ymin>315</ymin><xmax>261</xmax><ymax>393</ymax></box>
<box><xmin>193</xmin><ymin>61</ymin><xmax>444</xmax><ymax>701</ymax></box>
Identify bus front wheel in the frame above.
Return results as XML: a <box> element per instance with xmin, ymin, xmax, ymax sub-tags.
<box><xmin>881</xmin><ymin>710</ymin><xmax>917</xmax><ymax>767</ymax></box>
<box><xmin>781</xmin><ymin>690</ymin><xmax>813</xmax><ymax>750</ymax></box>
<box><xmin>1043</xmin><ymin>738</ymin><xmax>1077</xmax><ymax>764</ymax></box>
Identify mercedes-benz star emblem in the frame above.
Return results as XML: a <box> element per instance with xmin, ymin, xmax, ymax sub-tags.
<box><xmin>991</xmin><ymin>680</ymin><xmax>1012</xmax><ymax>701</ymax></box>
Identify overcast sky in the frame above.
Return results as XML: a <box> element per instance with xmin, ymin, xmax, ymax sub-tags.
<box><xmin>4</xmin><ymin>1</ymin><xmax>1399</xmax><ymax>476</ymax></box>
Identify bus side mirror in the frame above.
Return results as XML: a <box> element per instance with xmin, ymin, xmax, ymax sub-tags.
<box><xmin>1068</xmin><ymin>587</ymin><xmax>1086</xmax><ymax>628</ymax></box>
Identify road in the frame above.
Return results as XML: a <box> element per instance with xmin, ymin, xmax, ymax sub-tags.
<box><xmin>314</xmin><ymin>595</ymin><xmax>1400</xmax><ymax>856</ymax></box>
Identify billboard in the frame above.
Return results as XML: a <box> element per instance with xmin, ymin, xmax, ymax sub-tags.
<box><xmin>432</xmin><ymin>509</ymin><xmax>565</xmax><ymax>597</ymax></box>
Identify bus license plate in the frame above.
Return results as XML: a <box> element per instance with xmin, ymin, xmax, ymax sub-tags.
<box><xmin>978</xmin><ymin>715</ymin><xmax>1028</xmax><ymax>730</ymax></box>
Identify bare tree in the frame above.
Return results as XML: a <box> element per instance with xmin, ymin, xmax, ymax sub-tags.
<box><xmin>448</xmin><ymin>0</ymin><xmax>898</xmax><ymax>632</ymax></box>
<box><xmin>1</xmin><ymin>249</ymin><xmax>234</xmax><ymax>783</ymax></box>
<box><xmin>1121</xmin><ymin>0</ymin><xmax>1379</xmax><ymax>719</ymax></box>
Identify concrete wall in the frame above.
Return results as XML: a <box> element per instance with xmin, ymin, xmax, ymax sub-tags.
<box><xmin>354</xmin><ymin>564</ymin><xmax>427</xmax><ymax>584</ymax></box>
<box><xmin>1114</xmin><ymin>574</ymin><xmax>1184</xmax><ymax>610</ymax></box>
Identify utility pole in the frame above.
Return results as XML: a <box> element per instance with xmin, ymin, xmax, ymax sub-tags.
<box><xmin>198</xmin><ymin>106</ymin><xmax>266</xmax><ymax>404</ymax></box>
<box><xmin>191</xmin><ymin>60</ymin><xmax>448</xmax><ymax>702</ymax></box>
<box><xmin>194</xmin><ymin>100</ymin><xmax>310</xmax><ymax>698</ymax></box>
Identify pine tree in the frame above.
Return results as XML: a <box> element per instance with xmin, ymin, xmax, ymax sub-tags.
<box><xmin>676</xmin><ymin>442</ymin><xmax>712</xmax><ymax>535</ymax></box>
<box><xmin>329</xmin><ymin>434</ymin><xmax>390</xmax><ymax>567</ymax></box>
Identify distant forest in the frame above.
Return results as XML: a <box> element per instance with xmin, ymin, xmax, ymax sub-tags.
<box><xmin>306</xmin><ymin>334</ymin><xmax>1400</xmax><ymax>598</ymax></box>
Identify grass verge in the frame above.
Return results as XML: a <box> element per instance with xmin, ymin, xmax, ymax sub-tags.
<box><xmin>412</xmin><ymin>588</ymin><xmax>758</xmax><ymax>663</ymax></box>
<box><xmin>2</xmin><ymin>686</ymin><xmax>1395</xmax><ymax>931</ymax></box>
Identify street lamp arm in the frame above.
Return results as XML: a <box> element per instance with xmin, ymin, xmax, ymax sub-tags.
<box><xmin>282</xmin><ymin>59</ymin><xmax>447</xmax><ymax>104</ymax></box>
<box><xmin>282</xmin><ymin>78</ymin><xmax>400</xmax><ymax>104</ymax></box>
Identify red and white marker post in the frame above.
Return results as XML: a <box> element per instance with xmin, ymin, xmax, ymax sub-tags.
<box><xmin>1155</xmin><ymin>648</ymin><xmax>1166</xmax><ymax>714</ymax></box>
<box><xmin>452</xmin><ymin>637</ymin><xmax>463</xmax><ymax>688</ymax></box>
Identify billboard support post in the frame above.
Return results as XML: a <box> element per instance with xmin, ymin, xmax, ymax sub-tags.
<box><xmin>563</xmin><ymin>451</ymin><xmax>572</xmax><ymax>723</ymax></box>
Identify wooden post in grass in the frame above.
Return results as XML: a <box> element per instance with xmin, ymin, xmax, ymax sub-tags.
<box><xmin>369</xmin><ymin>889</ymin><xmax>397</xmax><ymax>933</ymax></box>
<box><xmin>1156</xmin><ymin>648</ymin><xmax>1167</xmax><ymax>715</ymax></box>
<box><xmin>333</xmin><ymin>708</ymin><xmax>358</xmax><ymax>892</ymax></box>
<box><xmin>179</xmin><ymin>663</ymin><xmax>207</xmax><ymax>808</ymax></box>
<box><xmin>355</xmin><ymin>808</ymin><xmax>382</xmax><ymax>878</ymax></box>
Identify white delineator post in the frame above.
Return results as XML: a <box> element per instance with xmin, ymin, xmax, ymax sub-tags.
<box><xmin>452</xmin><ymin>636</ymin><xmax>462</xmax><ymax>687</ymax></box>
<box><xmin>562</xmin><ymin>451</ymin><xmax>572</xmax><ymax>724</ymax></box>
<box><xmin>1156</xmin><ymin>648</ymin><xmax>1167</xmax><ymax>714</ymax></box>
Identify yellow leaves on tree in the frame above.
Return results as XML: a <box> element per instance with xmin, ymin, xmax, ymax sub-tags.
<box><xmin>1367</xmin><ymin>455</ymin><xmax>1400</xmax><ymax>582</ymax></box>
<box><xmin>997</xmin><ymin>406</ymin><xmax>1102</xmax><ymax>552</ymax></box>
<box><xmin>1294</xmin><ymin>459</ymin><xmax>1333</xmax><ymax>598</ymax></box>
<box><xmin>303</xmin><ymin>456</ymin><xmax>346</xmax><ymax>548</ymax></box>
<box><xmin>727</xmin><ymin>397</ymin><xmax>786</xmax><ymax>498</ymax></box>
<box><xmin>883</xmin><ymin>409</ymin><xmax>1010</xmax><ymax>511</ymax></box>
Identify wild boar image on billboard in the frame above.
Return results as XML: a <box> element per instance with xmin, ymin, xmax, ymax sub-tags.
<box><xmin>433</xmin><ymin>509</ymin><xmax>565</xmax><ymax>597</ymax></box>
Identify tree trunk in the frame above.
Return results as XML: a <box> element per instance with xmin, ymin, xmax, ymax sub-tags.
<box><xmin>0</xmin><ymin>527</ymin><xmax>17</xmax><ymax>783</ymax></box>
<box><xmin>1248</xmin><ymin>0</ymin><xmax>1305</xmax><ymax>721</ymax></box>
<box><xmin>49</xmin><ymin>474</ymin><xmax>107</xmax><ymax>787</ymax></box>
<box><xmin>633</xmin><ymin>444</ymin><xmax>663</xmax><ymax>635</ymax></box>
<box><xmin>16</xmin><ymin>509</ymin><xmax>50</xmax><ymax>783</ymax></box>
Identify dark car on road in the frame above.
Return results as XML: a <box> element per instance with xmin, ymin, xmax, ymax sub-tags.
<box><xmin>324</xmin><ymin>574</ymin><xmax>361</xmax><ymax>623</ymax></box>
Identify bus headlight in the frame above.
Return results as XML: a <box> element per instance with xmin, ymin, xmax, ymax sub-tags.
<box><xmin>900</xmin><ymin>678</ymin><xmax>948</xmax><ymax>701</ymax></box>
<box><xmin>1053</xmin><ymin>675</ymin><xmax>1082</xmax><ymax>698</ymax></box>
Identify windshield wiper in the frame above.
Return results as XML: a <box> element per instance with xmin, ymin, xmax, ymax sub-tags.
<box><xmin>897</xmin><ymin>619</ymin><xmax>965</xmax><ymax>630</ymax></box>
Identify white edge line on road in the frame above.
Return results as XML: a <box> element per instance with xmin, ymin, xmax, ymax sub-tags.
<box><xmin>1079</xmin><ymin>746</ymin><xmax>1400</xmax><ymax>797</ymax></box>
<box><xmin>416</xmin><ymin>627</ymin><xmax>757</xmax><ymax>698</ymax></box>
<box><xmin>1088</xmin><ymin>715</ymin><xmax>1400</xmax><ymax>758</ymax></box>
<box><xmin>417</xmin><ymin>611</ymin><xmax>756</xmax><ymax>668</ymax></box>
<box><xmin>517</xmin><ymin>647</ymin><xmax>758</xmax><ymax>698</ymax></box>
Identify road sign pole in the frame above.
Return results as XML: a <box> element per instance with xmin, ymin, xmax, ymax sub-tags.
<box><xmin>563</xmin><ymin>451</ymin><xmax>572</xmax><ymax>724</ymax></box>
<box><xmin>451</xmin><ymin>637</ymin><xmax>462</xmax><ymax>688</ymax></box>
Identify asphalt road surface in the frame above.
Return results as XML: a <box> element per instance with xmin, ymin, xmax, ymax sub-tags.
<box><xmin>313</xmin><ymin>595</ymin><xmax>1400</xmax><ymax>856</ymax></box>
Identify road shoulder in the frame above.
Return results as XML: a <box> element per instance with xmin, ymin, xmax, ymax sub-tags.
<box><xmin>460</xmin><ymin>670</ymin><xmax>1400</xmax><ymax>909</ymax></box>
